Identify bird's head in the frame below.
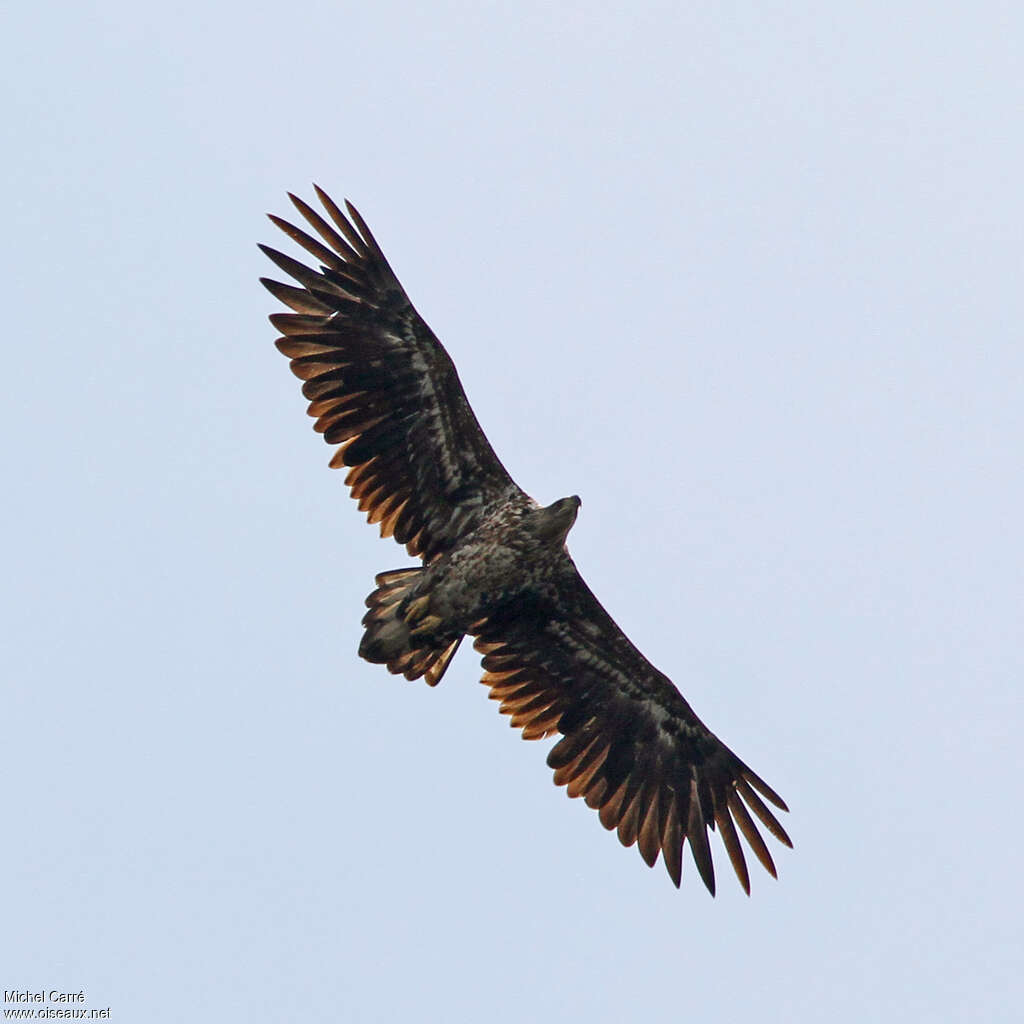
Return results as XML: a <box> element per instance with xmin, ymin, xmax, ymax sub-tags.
<box><xmin>532</xmin><ymin>495</ymin><xmax>581</xmax><ymax>547</ymax></box>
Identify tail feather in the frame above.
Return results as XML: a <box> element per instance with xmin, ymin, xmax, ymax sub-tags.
<box><xmin>359</xmin><ymin>568</ymin><xmax>463</xmax><ymax>686</ymax></box>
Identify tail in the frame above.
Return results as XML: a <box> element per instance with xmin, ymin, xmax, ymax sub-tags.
<box><xmin>359</xmin><ymin>568</ymin><xmax>463</xmax><ymax>687</ymax></box>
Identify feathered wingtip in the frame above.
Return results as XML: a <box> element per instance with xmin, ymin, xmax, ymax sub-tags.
<box><xmin>259</xmin><ymin>186</ymin><xmax>405</xmax><ymax>322</ymax></box>
<box><xmin>269</xmin><ymin>186</ymin><xmax>393</xmax><ymax>266</ymax></box>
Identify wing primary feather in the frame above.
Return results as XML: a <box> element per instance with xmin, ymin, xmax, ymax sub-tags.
<box><xmin>637</xmin><ymin>787</ymin><xmax>662</xmax><ymax>867</ymax></box>
<box><xmin>714</xmin><ymin>804</ymin><xmax>751</xmax><ymax>895</ymax></box>
<box><xmin>269</xmin><ymin>312</ymin><xmax>331</xmax><ymax>335</ymax></box>
<box><xmin>259</xmin><ymin>245</ymin><xmax>347</xmax><ymax>297</ymax></box>
<box><xmin>260</xmin><ymin>277</ymin><xmax>333</xmax><ymax>315</ymax></box>
<box><xmin>735</xmin><ymin>778</ymin><xmax>793</xmax><ymax>848</ymax></box>
<box><xmin>344</xmin><ymin>200</ymin><xmax>390</xmax><ymax>262</ymax></box>
<box><xmin>275</xmin><ymin>338</ymin><xmax>339</xmax><ymax>360</ymax></box>
<box><xmin>287</xmin><ymin>192</ymin><xmax>361</xmax><ymax>261</ymax></box>
<box><xmin>313</xmin><ymin>187</ymin><xmax>372</xmax><ymax>258</ymax></box>
<box><xmin>741</xmin><ymin>769</ymin><xmax>791</xmax><ymax>813</ymax></box>
<box><xmin>661</xmin><ymin>795</ymin><xmax>683</xmax><ymax>887</ymax></box>
<box><xmin>686</xmin><ymin>782</ymin><xmax>717</xmax><ymax>896</ymax></box>
<box><xmin>267</xmin><ymin>214</ymin><xmax>350</xmax><ymax>272</ymax></box>
<box><xmin>726</xmin><ymin>789</ymin><xmax>778</xmax><ymax>879</ymax></box>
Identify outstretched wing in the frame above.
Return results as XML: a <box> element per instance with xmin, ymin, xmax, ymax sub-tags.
<box><xmin>473</xmin><ymin>556</ymin><xmax>792</xmax><ymax>895</ymax></box>
<box><xmin>261</xmin><ymin>188</ymin><xmax>524</xmax><ymax>563</ymax></box>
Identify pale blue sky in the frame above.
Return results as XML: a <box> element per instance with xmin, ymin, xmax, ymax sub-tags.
<box><xmin>4</xmin><ymin>3</ymin><xmax>1023</xmax><ymax>1021</ymax></box>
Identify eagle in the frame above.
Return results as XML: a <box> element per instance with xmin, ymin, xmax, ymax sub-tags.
<box><xmin>260</xmin><ymin>188</ymin><xmax>792</xmax><ymax>895</ymax></box>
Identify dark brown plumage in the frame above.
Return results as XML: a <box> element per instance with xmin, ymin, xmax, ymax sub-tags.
<box><xmin>261</xmin><ymin>187</ymin><xmax>792</xmax><ymax>894</ymax></box>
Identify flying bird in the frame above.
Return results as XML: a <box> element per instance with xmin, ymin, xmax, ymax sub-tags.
<box><xmin>260</xmin><ymin>188</ymin><xmax>792</xmax><ymax>895</ymax></box>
